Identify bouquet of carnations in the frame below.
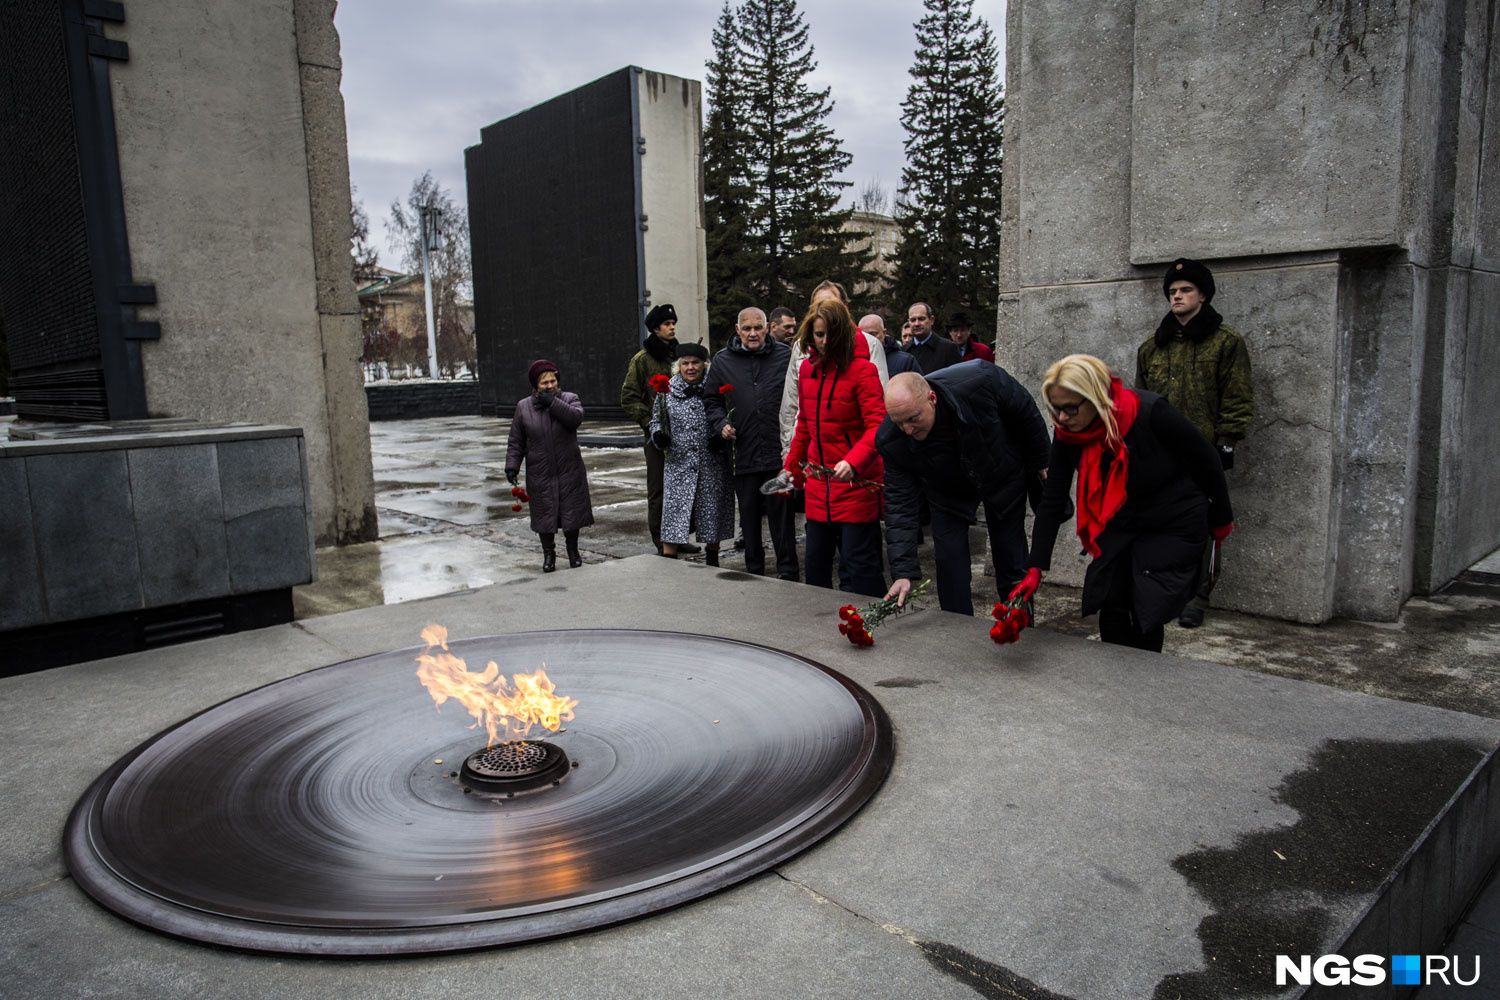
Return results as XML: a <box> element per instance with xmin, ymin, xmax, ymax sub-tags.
<box><xmin>649</xmin><ymin>373</ymin><xmax>672</xmax><ymax>438</ymax></box>
<box><xmin>836</xmin><ymin>579</ymin><xmax>932</xmax><ymax>647</ymax></box>
<box><xmin>989</xmin><ymin>595</ymin><xmax>1031</xmax><ymax>644</ymax></box>
<box><xmin>509</xmin><ymin>484</ymin><xmax>530</xmax><ymax>512</ymax></box>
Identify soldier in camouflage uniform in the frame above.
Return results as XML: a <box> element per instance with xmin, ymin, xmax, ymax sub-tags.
<box><xmin>1134</xmin><ymin>258</ymin><xmax>1253</xmax><ymax>629</ymax></box>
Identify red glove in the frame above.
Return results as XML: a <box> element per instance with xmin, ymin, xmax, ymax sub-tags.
<box><xmin>1210</xmin><ymin>522</ymin><xmax>1234</xmax><ymax>543</ymax></box>
<box><xmin>1008</xmin><ymin>567</ymin><xmax>1042</xmax><ymax>603</ymax></box>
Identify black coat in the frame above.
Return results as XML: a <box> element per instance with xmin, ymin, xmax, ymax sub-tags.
<box><xmin>1028</xmin><ymin>391</ymin><xmax>1232</xmax><ymax>630</ymax></box>
<box><xmin>878</xmin><ymin>361</ymin><xmax>1052</xmax><ymax>580</ymax></box>
<box><xmin>703</xmin><ymin>335</ymin><xmax>792</xmax><ymax>475</ymax></box>
<box><xmin>905</xmin><ymin>334</ymin><xmax>963</xmax><ymax>375</ymax></box>
<box><xmin>883</xmin><ymin>337</ymin><xmax>922</xmax><ymax>376</ymax></box>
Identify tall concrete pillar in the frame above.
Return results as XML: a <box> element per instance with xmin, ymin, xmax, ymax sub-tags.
<box><xmin>1000</xmin><ymin>0</ymin><xmax>1499</xmax><ymax>622</ymax></box>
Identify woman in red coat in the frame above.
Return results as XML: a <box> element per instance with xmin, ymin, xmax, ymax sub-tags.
<box><xmin>783</xmin><ymin>299</ymin><xmax>887</xmax><ymax>597</ymax></box>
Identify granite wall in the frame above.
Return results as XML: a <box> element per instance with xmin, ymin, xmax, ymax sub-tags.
<box><xmin>1001</xmin><ymin>0</ymin><xmax>1499</xmax><ymax>622</ymax></box>
<box><xmin>106</xmin><ymin>0</ymin><xmax>375</xmax><ymax>545</ymax></box>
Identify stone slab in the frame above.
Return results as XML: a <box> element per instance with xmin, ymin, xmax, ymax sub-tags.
<box><xmin>1129</xmin><ymin>1</ymin><xmax>1409</xmax><ymax>262</ymax></box>
<box><xmin>3</xmin><ymin>557</ymin><xmax>1496</xmax><ymax>999</ymax></box>
<box><xmin>26</xmin><ymin>451</ymin><xmax>143</xmax><ymax>621</ymax></box>
<box><xmin>0</xmin><ymin>459</ymin><xmax>43</xmax><ymax>630</ymax></box>
<box><xmin>127</xmin><ymin>443</ymin><xmax>231</xmax><ymax>607</ymax></box>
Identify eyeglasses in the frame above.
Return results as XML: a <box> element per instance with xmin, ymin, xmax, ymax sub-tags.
<box><xmin>1049</xmin><ymin>402</ymin><xmax>1085</xmax><ymax>417</ymax></box>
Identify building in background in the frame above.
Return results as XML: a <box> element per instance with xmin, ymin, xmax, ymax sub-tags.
<box><xmin>840</xmin><ymin>210</ymin><xmax>900</xmax><ymax>302</ymax></box>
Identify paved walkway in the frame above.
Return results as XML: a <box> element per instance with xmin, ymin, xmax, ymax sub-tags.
<box><xmin>294</xmin><ymin>415</ymin><xmax>1500</xmax><ymax>986</ymax></box>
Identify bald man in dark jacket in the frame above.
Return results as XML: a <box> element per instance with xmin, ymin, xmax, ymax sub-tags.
<box><xmin>878</xmin><ymin>363</ymin><xmax>1051</xmax><ymax>615</ymax></box>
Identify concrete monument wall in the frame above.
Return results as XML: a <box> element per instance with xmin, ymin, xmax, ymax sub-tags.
<box><xmin>638</xmin><ymin>70</ymin><xmax>710</xmax><ymax>349</ymax></box>
<box><xmin>106</xmin><ymin>0</ymin><xmax>375</xmax><ymax>545</ymax></box>
<box><xmin>1000</xmin><ymin>0</ymin><xmax>1499</xmax><ymax>623</ymax></box>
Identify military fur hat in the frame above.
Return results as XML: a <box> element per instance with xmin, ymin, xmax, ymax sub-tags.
<box><xmin>946</xmin><ymin>311</ymin><xmax>974</xmax><ymax>330</ymax></box>
<box><xmin>645</xmin><ymin>303</ymin><xmax>678</xmax><ymax>332</ymax></box>
<box><xmin>1163</xmin><ymin>259</ymin><xmax>1215</xmax><ymax>302</ymax></box>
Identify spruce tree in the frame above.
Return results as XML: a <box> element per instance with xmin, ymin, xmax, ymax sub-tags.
<box><xmin>889</xmin><ymin>0</ymin><xmax>1004</xmax><ymax>338</ymax></box>
<box><xmin>702</xmin><ymin>2</ymin><xmax>758</xmax><ymax>346</ymax></box>
<box><xmin>731</xmin><ymin>0</ymin><xmax>873</xmax><ymax>309</ymax></box>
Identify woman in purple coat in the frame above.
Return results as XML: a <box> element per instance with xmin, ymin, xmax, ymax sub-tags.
<box><xmin>505</xmin><ymin>360</ymin><xmax>595</xmax><ymax>572</ymax></box>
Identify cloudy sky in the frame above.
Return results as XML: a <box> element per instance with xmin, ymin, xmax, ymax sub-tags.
<box><xmin>336</xmin><ymin>0</ymin><xmax>1006</xmax><ymax>267</ymax></box>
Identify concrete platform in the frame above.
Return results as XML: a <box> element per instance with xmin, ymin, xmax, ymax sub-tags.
<box><xmin>4</xmin><ymin>557</ymin><xmax>1498</xmax><ymax>999</ymax></box>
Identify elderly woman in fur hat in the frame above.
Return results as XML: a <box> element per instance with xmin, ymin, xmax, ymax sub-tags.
<box><xmin>505</xmin><ymin>359</ymin><xmax>594</xmax><ymax>572</ymax></box>
<box><xmin>648</xmin><ymin>342</ymin><xmax>735</xmax><ymax>564</ymax></box>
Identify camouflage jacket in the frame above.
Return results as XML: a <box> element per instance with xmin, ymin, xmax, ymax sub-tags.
<box><xmin>1134</xmin><ymin>305</ymin><xmax>1253</xmax><ymax>446</ymax></box>
<box><xmin>620</xmin><ymin>335</ymin><xmax>677</xmax><ymax>431</ymax></box>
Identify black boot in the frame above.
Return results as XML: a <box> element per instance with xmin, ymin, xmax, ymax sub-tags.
<box><xmin>706</xmin><ymin>547</ymin><xmax>719</xmax><ymax>567</ymax></box>
<box><xmin>540</xmin><ymin>532</ymin><xmax>557</xmax><ymax>573</ymax></box>
<box><xmin>565</xmin><ymin>529</ymin><xmax>582</xmax><ymax>568</ymax></box>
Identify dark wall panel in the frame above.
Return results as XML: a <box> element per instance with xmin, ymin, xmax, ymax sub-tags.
<box><xmin>467</xmin><ymin>68</ymin><xmax>642</xmax><ymax>419</ymax></box>
<box><xmin>0</xmin><ymin>0</ymin><xmax>101</xmax><ymax>373</ymax></box>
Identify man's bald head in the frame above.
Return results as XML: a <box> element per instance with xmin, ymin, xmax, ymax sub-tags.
<box><xmin>885</xmin><ymin>372</ymin><xmax>938</xmax><ymax>440</ymax></box>
<box><xmin>858</xmin><ymin>314</ymin><xmax>885</xmax><ymax>338</ymax></box>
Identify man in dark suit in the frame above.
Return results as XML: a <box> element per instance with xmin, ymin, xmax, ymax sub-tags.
<box><xmin>904</xmin><ymin>302</ymin><xmax>963</xmax><ymax>374</ymax></box>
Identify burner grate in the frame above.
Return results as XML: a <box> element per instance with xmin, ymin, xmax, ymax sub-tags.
<box><xmin>460</xmin><ymin>740</ymin><xmax>569</xmax><ymax>792</ymax></box>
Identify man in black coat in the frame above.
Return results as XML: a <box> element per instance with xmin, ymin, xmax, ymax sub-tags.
<box><xmin>703</xmin><ymin>307</ymin><xmax>799</xmax><ymax>580</ymax></box>
<box><xmin>903</xmin><ymin>302</ymin><xmax>963</xmax><ymax>374</ymax></box>
<box><xmin>878</xmin><ymin>365</ymin><xmax>1051</xmax><ymax>616</ymax></box>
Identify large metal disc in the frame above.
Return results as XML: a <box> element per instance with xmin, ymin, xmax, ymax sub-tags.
<box><xmin>65</xmin><ymin>630</ymin><xmax>892</xmax><ymax>955</ymax></box>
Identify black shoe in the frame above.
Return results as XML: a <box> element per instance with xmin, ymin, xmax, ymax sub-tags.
<box><xmin>567</xmin><ymin>550</ymin><xmax>583</xmax><ymax>568</ymax></box>
<box><xmin>677</xmin><ymin>542</ymin><xmax>702</xmax><ymax>555</ymax></box>
<box><xmin>542</xmin><ymin>549</ymin><xmax>557</xmax><ymax>573</ymax></box>
<box><xmin>706</xmin><ymin>550</ymin><xmax>719</xmax><ymax>567</ymax></box>
<box><xmin>777</xmin><ymin>573</ymin><xmax>798</xmax><ymax>582</ymax></box>
<box><xmin>1178</xmin><ymin>606</ymin><xmax>1204</xmax><ymax>628</ymax></box>
<box><xmin>732</xmin><ymin>536</ymin><xmax>745</xmax><ymax>550</ymax></box>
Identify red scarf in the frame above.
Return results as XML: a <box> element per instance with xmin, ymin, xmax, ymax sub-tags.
<box><xmin>1053</xmin><ymin>378</ymin><xmax>1139</xmax><ymax>557</ymax></box>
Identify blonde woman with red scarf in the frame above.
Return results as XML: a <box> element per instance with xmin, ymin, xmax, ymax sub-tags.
<box><xmin>1009</xmin><ymin>354</ymin><xmax>1233</xmax><ymax>651</ymax></box>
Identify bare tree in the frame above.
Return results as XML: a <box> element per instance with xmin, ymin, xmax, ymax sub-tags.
<box><xmin>857</xmin><ymin>176</ymin><xmax>891</xmax><ymax>215</ymax></box>
<box><xmin>350</xmin><ymin>185</ymin><xmax>381</xmax><ymax>283</ymax></box>
<box><xmin>387</xmin><ymin>172</ymin><xmax>475</xmax><ymax>378</ymax></box>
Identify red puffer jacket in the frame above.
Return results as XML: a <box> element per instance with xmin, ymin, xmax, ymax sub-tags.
<box><xmin>784</xmin><ymin>337</ymin><xmax>886</xmax><ymax>523</ymax></box>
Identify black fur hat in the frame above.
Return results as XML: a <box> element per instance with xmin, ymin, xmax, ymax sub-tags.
<box><xmin>645</xmin><ymin>303</ymin><xmax>677</xmax><ymax>332</ymax></box>
<box><xmin>1163</xmin><ymin>259</ymin><xmax>1215</xmax><ymax>302</ymax></box>
<box><xmin>675</xmin><ymin>341</ymin><xmax>708</xmax><ymax>360</ymax></box>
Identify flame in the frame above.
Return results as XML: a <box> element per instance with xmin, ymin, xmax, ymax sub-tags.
<box><xmin>414</xmin><ymin>624</ymin><xmax>578</xmax><ymax>745</ymax></box>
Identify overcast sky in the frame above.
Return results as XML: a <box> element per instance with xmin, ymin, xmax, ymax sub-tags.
<box><xmin>335</xmin><ymin>0</ymin><xmax>1006</xmax><ymax>268</ymax></box>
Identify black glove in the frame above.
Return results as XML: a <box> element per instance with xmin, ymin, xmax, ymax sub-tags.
<box><xmin>652</xmin><ymin>431</ymin><xmax>672</xmax><ymax>450</ymax></box>
<box><xmin>534</xmin><ymin>390</ymin><xmax>554</xmax><ymax>409</ymax></box>
<box><xmin>506</xmin><ymin>469</ymin><xmax>519</xmax><ymax>486</ymax></box>
<box><xmin>1218</xmin><ymin>445</ymin><xmax>1235</xmax><ymax>471</ymax></box>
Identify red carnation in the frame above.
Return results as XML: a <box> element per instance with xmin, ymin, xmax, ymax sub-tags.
<box><xmin>989</xmin><ymin>597</ymin><xmax>1032</xmax><ymax>646</ymax></box>
<box><xmin>719</xmin><ymin>384</ymin><xmax>735</xmax><ymax>394</ymax></box>
<box><xmin>511</xmin><ymin>504</ymin><xmax>522</xmax><ymax>512</ymax></box>
<box><xmin>831</xmin><ymin>583</ymin><xmax>932</xmax><ymax>647</ymax></box>
<box><xmin>650</xmin><ymin>374</ymin><xmax>671</xmax><ymax>394</ymax></box>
